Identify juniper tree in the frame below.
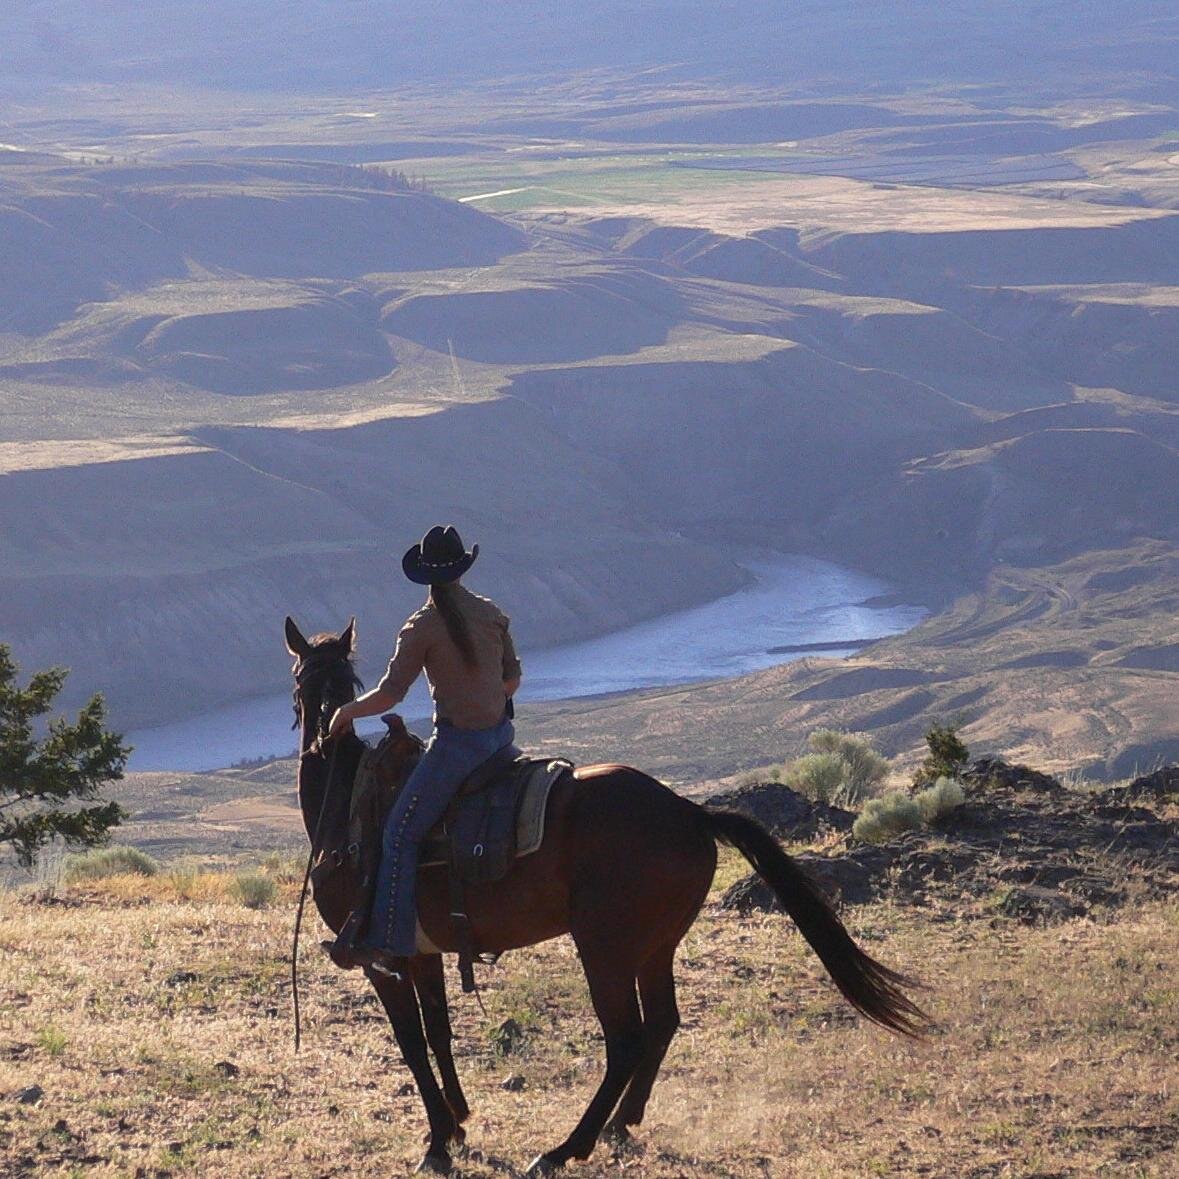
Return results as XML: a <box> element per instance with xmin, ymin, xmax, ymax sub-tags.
<box><xmin>913</xmin><ymin>721</ymin><xmax>970</xmax><ymax>787</ymax></box>
<box><xmin>0</xmin><ymin>644</ymin><xmax>129</xmax><ymax>867</ymax></box>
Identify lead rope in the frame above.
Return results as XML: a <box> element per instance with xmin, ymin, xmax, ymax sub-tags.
<box><xmin>292</xmin><ymin>738</ymin><xmax>340</xmax><ymax>1052</ymax></box>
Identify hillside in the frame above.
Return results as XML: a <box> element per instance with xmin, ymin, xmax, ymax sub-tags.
<box><xmin>6</xmin><ymin>26</ymin><xmax>1179</xmax><ymax>1179</ymax></box>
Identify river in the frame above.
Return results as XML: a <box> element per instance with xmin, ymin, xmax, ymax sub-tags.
<box><xmin>126</xmin><ymin>554</ymin><xmax>925</xmax><ymax>771</ymax></box>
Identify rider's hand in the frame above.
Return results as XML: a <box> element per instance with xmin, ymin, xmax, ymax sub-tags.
<box><xmin>327</xmin><ymin>706</ymin><xmax>354</xmax><ymax>742</ymax></box>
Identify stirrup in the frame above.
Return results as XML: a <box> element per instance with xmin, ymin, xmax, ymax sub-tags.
<box><xmin>320</xmin><ymin>939</ymin><xmax>404</xmax><ymax>980</ymax></box>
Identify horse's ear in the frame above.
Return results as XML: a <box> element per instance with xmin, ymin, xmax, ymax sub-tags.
<box><xmin>340</xmin><ymin>617</ymin><xmax>357</xmax><ymax>654</ymax></box>
<box><xmin>285</xmin><ymin>616</ymin><xmax>312</xmax><ymax>658</ymax></box>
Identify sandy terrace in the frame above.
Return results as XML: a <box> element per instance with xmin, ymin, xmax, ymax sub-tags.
<box><xmin>0</xmin><ymin>437</ymin><xmax>207</xmax><ymax>475</ymax></box>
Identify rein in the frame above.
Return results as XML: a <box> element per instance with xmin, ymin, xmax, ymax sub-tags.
<box><xmin>291</xmin><ymin>737</ymin><xmax>341</xmax><ymax>1052</ymax></box>
<box><xmin>289</xmin><ymin>652</ymin><xmax>357</xmax><ymax>1052</ymax></box>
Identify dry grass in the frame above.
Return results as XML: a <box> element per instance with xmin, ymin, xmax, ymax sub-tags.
<box><xmin>1</xmin><ymin>862</ymin><xmax>1176</xmax><ymax>1177</ymax></box>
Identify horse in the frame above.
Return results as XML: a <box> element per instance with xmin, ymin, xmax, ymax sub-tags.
<box><xmin>285</xmin><ymin>617</ymin><xmax>928</xmax><ymax>1174</ymax></box>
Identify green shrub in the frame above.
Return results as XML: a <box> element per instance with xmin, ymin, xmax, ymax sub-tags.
<box><xmin>37</xmin><ymin>1024</ymin><xmax>67</xmax><ymax>1057</ymax></box>
<box><xmin>232</xmin><ymin>871</ymin><xmax>276</xmax><ymax>910</ymax></box>
<box><xmin>789</xmin><ymin>752</ymin><xmax>847</xmax><ymax>804</ymax></box>
<box><xmin>915</xmin><ymin>776</ymin><xmax>966</xmax><ymax>823</ymax></box>
<box><xmin>64</xmin><ymin>846</ymin><xmax>159</xmax><ymax>882</ymax></box>
<box><xmin>914</xmin><ymin>722</ymin><xmax>970</xmax><ymax>787</ymax></box>
<box><xmin>852</xmin><ymin>791</ymin><xmax>923</xmax><ymax>843</ymax></box>
<box><xmin>787</xmin><ymin>729</ymin><xmax>889</xmax><ymax>806</ymax></box>
<box><xmin>0</xmin><ymin>643</ymin><xmax>128</xmax><ymax>869</ymax></box>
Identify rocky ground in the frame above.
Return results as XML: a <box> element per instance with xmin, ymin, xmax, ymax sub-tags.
<box><xmin>715</xmin><ymin>762</ymin><xmax>1179</xmax><ymax>925</ymax></box>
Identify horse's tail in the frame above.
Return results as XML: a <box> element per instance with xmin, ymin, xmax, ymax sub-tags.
<box><xmin>700</xmin><ymin>807</ymin><xmax>930</xmax><ymax>1037</ymax></box>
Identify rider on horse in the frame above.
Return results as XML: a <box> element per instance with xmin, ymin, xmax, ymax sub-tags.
<box><xmin>322</xmin><ymin>524</ymin><xmax>522</xmax><ymax>975</ymax></box>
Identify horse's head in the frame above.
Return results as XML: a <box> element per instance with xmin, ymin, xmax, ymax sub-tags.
<box><xmin>284</xmin><ymin>615</ymin><xmax>364</xmax><ymax>755</ymax></box>
<box><xmin>284</xmin><ymin>617</ymin><xmax>368</xmax><ymax>943</ymax></box>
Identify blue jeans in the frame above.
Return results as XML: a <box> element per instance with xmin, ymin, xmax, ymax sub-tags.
<box><xmin>365</xmin><ymin>715</ymin><xmax>515</xmax><ymax>956</ymax></box>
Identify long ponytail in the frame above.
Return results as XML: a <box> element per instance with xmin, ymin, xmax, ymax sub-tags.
<box><xmin>430</xmin><ymin>582</ymin><xmax>477</xmax><ymax>668</ymax></box>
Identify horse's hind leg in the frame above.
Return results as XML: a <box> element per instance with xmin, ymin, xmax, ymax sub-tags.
<box><xmin>605</xmin><ymin>942</ymin><xmax>680</xmax><ymax>1139</ymax></box>
<box><xmin>527</xmin><ymin>938</ymin><xmax>644</xmax><ymax>1172</ymax></box>
<box><xmin>411</xmin><ymin>953</ymin><xmax>470</xmax><ymax>1126</ymax></box>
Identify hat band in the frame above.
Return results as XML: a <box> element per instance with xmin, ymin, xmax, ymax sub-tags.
<box><xmin>420</xmin><ymin>554</ymin><xmax>466</xmax><ymax>569</ymax></box>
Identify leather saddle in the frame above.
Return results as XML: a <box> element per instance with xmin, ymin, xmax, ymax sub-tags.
<box><xmin>350</xmin><ymin>715</ymin><xmax>570</xmax><ymax>884</ymax></box>
<box><xmin>337</xmin><ymin>715</ymin><xmax>572</xmax><ymax>990</ymax></box>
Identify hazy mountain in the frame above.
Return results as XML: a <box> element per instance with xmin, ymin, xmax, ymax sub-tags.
<box><xmin>3</xmin><ymin>2</ymin><xmax>1177</xmax><ymax>96</ymax></box>
<box><xmin>3</xmin><ymin>19</ymin><xmax>1179</xmax><ymax>778</ymax></box>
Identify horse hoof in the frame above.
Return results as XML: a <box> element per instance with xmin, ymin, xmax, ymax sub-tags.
<box><xmin>415</xmin><ymin>1152</ymin><xmax>451</xmax><ymax>1175</ymax></box>
<box><xmin>526</xmin><ymin>1155</ymin><xmax>563</xmax><ymax>1176</ymax></box>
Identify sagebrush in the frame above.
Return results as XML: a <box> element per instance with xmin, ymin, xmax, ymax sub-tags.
<box><xmin>852</xmin><ymin>791</ymin><xmax>922</xmax><ymax>842</ymax></box>
<box><xmin>853</xmin><ymin>776</ymin><xmax>966</xmax><ymax>842</ymax></box>
<box><xmin>916</xmin><ymin>776</ymin><xmax>966</xmax><ymax>822</ymax></box>
<box><xmin>231</xmin><ymin>871</ymin><xmax>276</xmax><ymax>909</ymax></box>
<box><xmin>786</xmin><ymin>729</ymin><xmax>889</xmax><ymax>806</ymax></box>
<box><xmin>64</xmin><ymin>845</ymin><xmax>159</xmax><ymax>881</ymax></box>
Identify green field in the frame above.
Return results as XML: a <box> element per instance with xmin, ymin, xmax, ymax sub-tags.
<box><xmin>404</xmin><ymin>148</ymin><xmax>810</xmax><ymax>211</ymax></box>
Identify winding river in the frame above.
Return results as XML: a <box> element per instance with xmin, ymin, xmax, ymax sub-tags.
<box><xmin>126</xmin><ymin>554</ymin><xmax>925</xmax><ymax>771</ymax></box>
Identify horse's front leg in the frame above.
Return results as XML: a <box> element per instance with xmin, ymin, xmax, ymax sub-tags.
<box><xmin>368</xmin><ymin>968</ymin><xmax>462</xmax><ymax>1173</ymax></box>
<box><xmin>411</xmin><ymin>953</ymin><xmax>470</xmax><ymax>1129</ymax></box>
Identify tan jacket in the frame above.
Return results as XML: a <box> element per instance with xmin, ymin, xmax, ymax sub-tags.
<box><xmin>376</xmin><ymin>585</ymin><xmax>522</xmax><ymax>730</ymax></box>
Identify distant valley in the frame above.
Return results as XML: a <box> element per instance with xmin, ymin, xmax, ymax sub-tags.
<box><xmin>2</xmin><ymin>62</ymin><xmax>1178</xmax><ymax>779</ymax></box>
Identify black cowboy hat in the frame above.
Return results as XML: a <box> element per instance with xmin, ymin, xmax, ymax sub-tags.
<box><xmin>402</xmin><ymin>524</ymin><xmax>479</xmax><ymax>585</ymax></box>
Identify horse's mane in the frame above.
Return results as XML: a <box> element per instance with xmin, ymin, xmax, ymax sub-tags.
<box><xmin>310</xmin><ymin>631</ymin><xmax>356</xmax><ymax>656</ymax></box>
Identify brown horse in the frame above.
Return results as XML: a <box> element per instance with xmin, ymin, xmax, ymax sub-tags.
<box><xmin>285</xmin><ymin>617</ymin><xmax>927</xmax><ymax>1174</ymax></box>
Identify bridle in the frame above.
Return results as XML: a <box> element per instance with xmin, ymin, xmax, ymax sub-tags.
<box><xmin>290</xmin><ymin>644</ymin><xmax>364</xmax><ymax>1050</ymax></box>
<box><xmin>291</xmin><ymin>649</ymin><xmax>365</xmax><ymax>754</ymax></box>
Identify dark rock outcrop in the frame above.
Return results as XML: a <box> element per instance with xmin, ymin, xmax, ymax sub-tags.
<box><xmin>717</xmin><ymin>758</ymin><xmax>1178</xmax><ymax>924</ymax></box>
<box><xmin>1094</xmin><ymin>765</ymin><xmax>1179</xmax><ymax>807</ymax></box>
<box><xmin>961</xmin><ymin>755</ymin><xmax>1063</xmax><ymax>796</ymax></box>
<box><xmin>705</xmin><ymin>781</ymin><xmax>855</xmax><ymax>840</ymax></box>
